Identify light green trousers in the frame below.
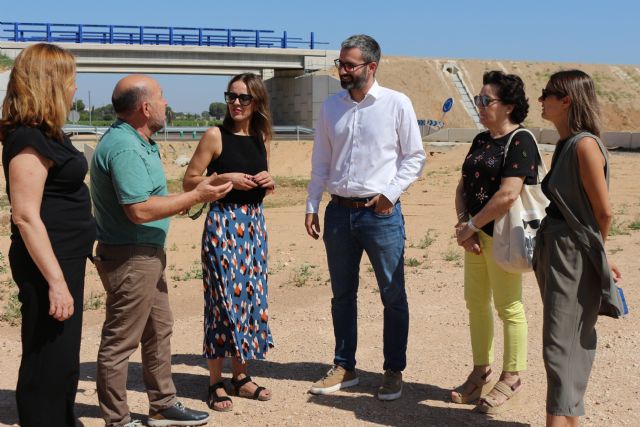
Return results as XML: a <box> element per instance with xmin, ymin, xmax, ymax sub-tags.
<box><xmin>464</xmin><ymin>231</ymin><xmax>528</xmax><ymax>371</ymax></box>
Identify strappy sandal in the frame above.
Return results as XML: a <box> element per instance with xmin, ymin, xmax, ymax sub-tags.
<box><xmin>207</xmin><ymin>381</ymin><xmax>233</xmax><ymax>412</ymax></box>
<box><xmin>229</xmin><ymin>375</ymin><xmax>271</xmax><ymax>401</ymax></box>
<box><xmin>477</xmin><ymin>379</ymin><xmax>523</xmax><ymax>414</ymax></box>
<box><xmin>451</xmin><ymin>370</ymin><xmax>493</xmax><ymax>404</ymax></box>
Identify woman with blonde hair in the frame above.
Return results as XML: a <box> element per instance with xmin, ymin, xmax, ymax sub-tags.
<box><xmin>0</xmin><ymin>43</ymin><xmax>95</xmax><ymax>426</ymax></box>
<box><xmin>183</xmin><ymin>73</ymin><xmax>275</xmax><ymax>412</ymax></box>
<box><xmin>534</xmin><ymin>70</ymin><xmax>624</xmax><ymax>427</ymax></box>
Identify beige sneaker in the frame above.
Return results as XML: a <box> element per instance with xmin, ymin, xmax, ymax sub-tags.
<box><xmin>377</xmin><ymin>370</ymin><xmax>402</xmax><ymax>401</ymax></box>
<box><xmin>309</xmin><ymin>365</ymin><xmax>359</xmax><ymax>395</ymax></box>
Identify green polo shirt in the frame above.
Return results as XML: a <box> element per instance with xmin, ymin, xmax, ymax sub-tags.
<box><xmin>90</xmin><ymin>120</ymin><xmax>170</xmax><ymax>247</ymax></box>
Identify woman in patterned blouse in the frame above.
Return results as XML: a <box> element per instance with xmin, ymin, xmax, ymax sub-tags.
<box><xmin>451</xmin><ymin>71</ymin><xmax>539</xmax><ymax>414</ymax></box>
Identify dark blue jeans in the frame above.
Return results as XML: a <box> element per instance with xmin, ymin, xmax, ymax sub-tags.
<box><xmin>323</xmin><ymin>200</ymin><xmax>408</xmax><ymax>372</ymax></box>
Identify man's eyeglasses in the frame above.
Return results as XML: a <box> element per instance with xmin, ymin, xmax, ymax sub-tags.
<box><xmin>224</xmin><ymin>92</ymin><xmax>253</xmax><ymax>106</ymax></box>
<box><xmin>473</xmin><ymin>95</ymin><xmax>500</xmax><ymax>108</ymax></box>
<box><xmin>540</xmin><ymin>88</ymin><xmax>566</xmax><ymax>100</ymax></box>
<box><xmin>334</xmin><ymin>59</ymin><xmax>371</xmax><ymax>72</ymax></box>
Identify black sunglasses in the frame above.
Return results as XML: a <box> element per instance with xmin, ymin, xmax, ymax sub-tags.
<box><xmin>540</xmin><ymin>88</ymin><xmax>566</xmax><ymax>100</ymax></box>
<box><xmin>473</xmin><ymin>95</ymin><xmax>500</xmax><ymax>108</ymax></box>
<box><xmin>224</xmin><ymin>91</ymin><xmax>253</xmax><ymax>106</ymax></box>
<box><xmin>334</xmin><ymin>59</ymin><xmax>371</xmax><ymax>72</ymax></box>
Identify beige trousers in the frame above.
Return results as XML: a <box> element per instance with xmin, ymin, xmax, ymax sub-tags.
<box><xmin>95</xmin><ymin>243</ymin><xmax>177</xmax><ymax>427</ymax></box>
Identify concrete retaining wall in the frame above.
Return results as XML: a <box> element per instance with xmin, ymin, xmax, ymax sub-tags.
<box><xmin>602</xmin><ymin>132</ymin><xmax>632</xmax><ymax>149</ymax></box>
<box><xmin>423</xmin><ymin>127</ymin><xmax>640</xmax><ymax>150</ymax></box>
<box><xmin>266</xmin><ymin>72</ymin><xmax>340</xmax><ymax>128</ymax></box>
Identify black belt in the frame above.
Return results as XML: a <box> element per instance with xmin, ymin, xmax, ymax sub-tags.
<box><xmin>330</xmin><ymin>195</ymin><xmax>372</xmax><ymax>209</ymax></box>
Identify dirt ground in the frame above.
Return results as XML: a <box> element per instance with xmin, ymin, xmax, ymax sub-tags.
<box><xmin>0</xmin><ymin>138</ymin><xmax>639</xmax><ymax>426</ymax></box>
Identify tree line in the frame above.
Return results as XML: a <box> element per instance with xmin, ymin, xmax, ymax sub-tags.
<box><xmin>69</xmin><ymin>100</ymin><xmax>228</xmax><ymax>126</ymax></box>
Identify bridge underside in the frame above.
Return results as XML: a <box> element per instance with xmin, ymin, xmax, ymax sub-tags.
<box><xmin>0</xmin><ymin>42</ymin><xmax>340</xmax><ymax>127</ymax></box>
<box><xmin>0</xmin><ymin>42</ymin><xmax>337</xmax><ymax>75</ymax></box>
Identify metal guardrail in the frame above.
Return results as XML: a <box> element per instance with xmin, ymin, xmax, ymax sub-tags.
<box><xmin>63</xmin><ymin>124</ymin><xmax>315</xmax><ymax>140</ymax></box>
<box><xmin>0</xmin><ymin>22</ymin><xmax>327</xmax><ymax>49</ymax></box>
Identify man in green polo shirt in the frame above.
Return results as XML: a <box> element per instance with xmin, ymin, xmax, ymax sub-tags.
<box><xmin>90</xmin><ymin>74</ymin><xmax>231</xmax><ymax>427</ymax></box>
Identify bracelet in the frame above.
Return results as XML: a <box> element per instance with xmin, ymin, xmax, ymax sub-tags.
<box><xmin>467</xmin><ymin>219</ymin><xmax>481</xmax><ymax>232</ymax></box>
<box><xmin>456</xmin><ymin>210</ymin><xmax>468</xmax><ymax>221</ymax></box>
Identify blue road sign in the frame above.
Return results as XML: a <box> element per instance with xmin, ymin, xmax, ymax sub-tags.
<box><xmin>443</xmin><ymin>97</ymin><xmax>454</xmax><ymax>113</ymax></box>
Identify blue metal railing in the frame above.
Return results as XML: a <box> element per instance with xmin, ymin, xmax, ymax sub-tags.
<box><xmin>0</xmin><ymin>22</ymin><xmax>327</xmax><ymax>49</ymax></box>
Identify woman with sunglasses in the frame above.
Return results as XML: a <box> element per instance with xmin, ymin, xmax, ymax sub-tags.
<box><xmin>452</xmin><ymin>70</ymin><xmax>539</xmax><ymax>414</ymax></box>
<box><xmin>1</xmin><ymin>43</ymin><xmax>95</xmax><ymax>426</ymax></box>
<box><xmin>534</xmin><ymin>70</ymin><xmax>623</xmax><ymax>427</ymax></box>
<box><xmin>183</xmin><ymin>73</ymin><xmax>275</xmax><ymax>412</ymax></box>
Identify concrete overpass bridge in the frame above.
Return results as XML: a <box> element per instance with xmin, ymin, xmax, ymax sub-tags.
<box><xmin>0</xmin><ymin>22</ymin><xmax>341</xmax><ymax>127</ymax></box>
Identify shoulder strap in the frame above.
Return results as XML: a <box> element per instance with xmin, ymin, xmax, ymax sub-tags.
<box><xmin>502</xmin><ymin>128</ymin><xmax>548</xmax><ymax>182</ymax></box>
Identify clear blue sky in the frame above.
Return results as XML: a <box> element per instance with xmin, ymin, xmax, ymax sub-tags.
<box><xmin>4</xmin><ymin>0</ymin><xmax>639</xmax><ymax>113</ymax></box>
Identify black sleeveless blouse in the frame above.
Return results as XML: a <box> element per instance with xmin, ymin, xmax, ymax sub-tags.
<box><xmin>207</xmin><ymin>126</ymin><xmax>268</xmax><ymax>204</ymax></box>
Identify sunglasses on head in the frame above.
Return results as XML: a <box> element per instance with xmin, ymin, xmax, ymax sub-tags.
<box><xmin>334</xmin><ymin>59</ymin><xmax>371</xmax><ymax>72</ymax></box>
<box><xmin>473</xmin><ymin>95</ymin><xmax>500</xmax><ymax>108</ymax></box>
<box><xmin>224</xmin><ymin>91</ymin><xmax>253</xmax><ymax>106</ymax></box>
<box><xmin>540</xmin><ymin>88</ymin><xmax>566</xmax><ymax>100</ymax></box>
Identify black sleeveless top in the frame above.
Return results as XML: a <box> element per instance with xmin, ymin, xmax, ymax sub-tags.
<box><xmin>207</xmin><ymin>126</ymin><xmax>268</xmax><ymax>204</ymax></box>
<box><xmin>2</xmin><ymin>127</ymin><xmax>96</xmax><ymax>259</ymax></box>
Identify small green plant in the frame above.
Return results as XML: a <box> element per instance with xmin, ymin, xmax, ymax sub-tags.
<box><xmin>168</xmin><ymin>243</ymin><xmax>179</xmax><ymax>251</ymax></box>
<box><xmin>171</xmin><ymin>263</ymin><xmax>203</xmax><ymax>281</ymax></box>
<box><xmin>0</xmin><ymin>251</ymin><xmax>7</xmax><ymax>274</ymax></box>
<box><xmin>165</xmin><ymin>179</ymin><xmax>184</xmax><ymax>194</ymax></box>
<box><xmin>84</xmin><ymin>291</ymin><xmax>104</xmax><ymax>311</ymax></box>
<box><xmin>0</xmin><ymin>291</ymin><xmax>21</xmax><ymax>326</ymax></box>
<box><xmin>417</xmin><ymin>229</ymin><xmax>437</xmax><ymax>249</ymax></box>
<box><xmin>291</xmin><ymin>263</ymin><xmax>313</xmax><ymax>287</ymax></box>
<box><xmin>273</xmin><ymin>176</ymin><xmax>311</xmax><ymax>188</ymax></box>
<box><xmin>628</xmin><ymin>217</ymin><xmax>640</xmax><ymax>231</ymax></box>
<box><xmin>405</xmin><ymin>257</ymin><xmax>421</xmax><ymax>267</ymax></box>
<box><xmin>442</xmin><ymin>247</ymin><xmax>462</xmax><ymax>262</ymax></box>
<box><xmin>609</xmin><ymin>217</ymin><xmax>630</xmax><ymax>236</ymax></box>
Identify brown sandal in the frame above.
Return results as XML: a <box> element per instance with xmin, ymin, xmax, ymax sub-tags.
<box><xmin>207</xmin><ymin>381</ymin><xmax>233</xmax><ymax>412</ymax></box>
<box><xmin>229</xmin><ymin>375</ymin><xmax>271</xmax><ymax>401</ymax></box>
<box><xmin>451</xmin><ymin>370</ymin><xmax>493</xmax><ymax>404</ymax></box>
<box><xmin>477</xmin><ymin>379</ymin><xmax>523</xmax><ymax>414</ymax></box>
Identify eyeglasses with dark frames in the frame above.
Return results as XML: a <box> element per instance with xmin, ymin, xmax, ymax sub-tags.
<box><xmin>224</xmin><ymin>91</ymin><xmax>253</xmax><ymax>106</ymax></box>
<box><xmin>334</xmin><ymin>59</ymin><xmax>372</xmax><ymax>72</ymax></box>
<box><xmin>473</xmin><ymin>95</ymin><xmax>501</xmax><ymax>108</ymax></box>
<box><xmin>540</xmin><ymin>88</ymin><xmax>566</xmax><ymax>100</ymax></box>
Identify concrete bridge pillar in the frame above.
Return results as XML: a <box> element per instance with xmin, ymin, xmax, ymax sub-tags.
<box><xmin>0</xmin><ymin>70</ymin><xmax>10</xmax><ymax>117</ymax></box>
<box><xmin>266</xmin><ymin>69</ymin><xmax>340</xmax><ymax>129</ymax></box>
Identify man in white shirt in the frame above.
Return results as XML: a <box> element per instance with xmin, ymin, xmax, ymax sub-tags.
<box><xmin>305</xmin><ymin>34</ymin><xmax>426</xmax><ymax>401</ymax></box>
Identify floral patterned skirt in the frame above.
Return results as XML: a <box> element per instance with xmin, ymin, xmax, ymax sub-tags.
<box><xmin>201</xmin><ymin>201</ymin><xmax>273</xmax><ymax>361</ymax></box>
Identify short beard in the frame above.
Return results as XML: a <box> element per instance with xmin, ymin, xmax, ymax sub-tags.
<box><xmin>340</xmin><ymin>68</ymin><xmax>368</xmax><ymax>90</ymax></box>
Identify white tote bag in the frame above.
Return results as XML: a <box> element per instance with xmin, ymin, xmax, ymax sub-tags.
<box><xmin>492</xmin><ymin>129</ymin><xmax>549</xmax><ymax>273</ymax></box>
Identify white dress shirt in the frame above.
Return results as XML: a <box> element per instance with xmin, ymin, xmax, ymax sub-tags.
<box><xmin>306</xmin><ymin>80</ymin><xmax>426</xmax><ymax>213</ymax></box>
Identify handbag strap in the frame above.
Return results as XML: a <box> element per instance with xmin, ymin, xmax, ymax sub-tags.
<box><xmin>502</xmin><ymin>128</ymin><xmax>548</xmax><ymax>183</ymax></box>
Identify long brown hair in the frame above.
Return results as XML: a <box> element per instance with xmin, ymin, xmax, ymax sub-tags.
<box><xmin>546</xmin><ymin>70</ymin><xmax>601</xmax><ymax>137</ymax></box>
<box><xmin>222</xmin><ymin>73</ymin><xmax>273</xmax><ymax>142</ymax></box>
<box><xmin>0</xmin><ymin>43</ymin><xmax>76</xmax><ymax>143</ymax></box>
